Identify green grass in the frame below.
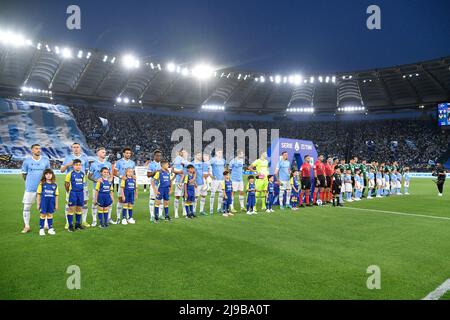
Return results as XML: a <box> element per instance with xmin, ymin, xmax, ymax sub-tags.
<box><xmin>0</xmin><ymin>175</ymin><xmax>449</xmax><ymax>300</ymax></box>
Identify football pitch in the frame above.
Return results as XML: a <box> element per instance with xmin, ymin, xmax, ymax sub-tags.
<box><xmin>0</xmin><ymin>175</ymin><xmax>449</xmax><ymax>300</ymax></box>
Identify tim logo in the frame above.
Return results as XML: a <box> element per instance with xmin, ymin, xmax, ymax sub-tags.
<box><xmin>294</xmin><ymin>142</ymin><xmax>300</xmax><ymax>151</ymax></box>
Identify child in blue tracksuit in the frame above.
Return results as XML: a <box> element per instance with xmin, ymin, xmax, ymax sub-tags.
<box><xmin>246</xmin><ymin>175</ymin><xmax>257</xmax><ymax>214</ymax></box>
<box><xmin>222</xmin><ymin>171</ymin><xmax>234</xmax><ymax>217</ymax></box>
<box><xmin>266</xmin><ymin>175</ymin><xmax>275</xmax><ymax>212</ymax></box>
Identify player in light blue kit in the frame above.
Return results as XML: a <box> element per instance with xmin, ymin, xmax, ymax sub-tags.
<box><xmin>209</xmin><ymin>149</ymin><xmax>227</xmax><ymax>214</ymax></box>
<box><xmin>403</xmin><ymin>167</ymin><xmax>411</xmax><ymax>195</ymax></box>
<box><xmin>275</xmin><ymin>151</ymin><xmax>291</xmax><ymax>209</ymax></box>
<box><xmin>20</xmin><ymin>144</ymin><xmax>50</xmax><ymax>233</ymax></box>
<box><xmin>114</xmin><ymin>147</ymin><xmax>136</xmax><ymax>223</ymax></box>
<box><xmin>147</xmin><ymin>150</ymin><xmax>164</xmax><ymax>221</ymax></box>
<box><xmin>228</xmin><ymin>149</ymin><xmax>246</xmax><ymax>212</ymax></box>
<box><xmin>88</xmin><ymin>147</ymin><xmax>112</xmax><ymax>226</ymax></box>
<box><xmin>367</xmin><ymin>167</ymin><xmax>375</xmax><ymax>199</ymax></box>
<box><xmin>172</xmin><ymin>149</ymin><xmax>186</xmax><ymax>218</ymax></box>
<box><xmin>60</xmin><ymin>142</ymin><xmax>90</xmax><ymax>229</ymax></box>
<box><xmin>193</xmin><ymin>152</ymin><xmax>208</xmax><ymax>215</ymax></box>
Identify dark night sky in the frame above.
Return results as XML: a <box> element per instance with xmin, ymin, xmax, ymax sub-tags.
<box><xmin>0</xmin><ymin>0</ymin><xmax>449</xmax><ymax>74</ymax></box>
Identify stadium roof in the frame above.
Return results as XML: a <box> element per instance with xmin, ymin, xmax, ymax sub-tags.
<box><xmin>0</xmin><ymin>31</ymin><xmax>449</xmax><ymax>114</ymax></box>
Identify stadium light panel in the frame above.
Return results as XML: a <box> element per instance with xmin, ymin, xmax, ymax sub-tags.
<box><xmin>103</xmin><ymin>55</ymin><xmax>108</xmax><ymax>62</ymax></box>
<box><xmin>122</xmin><ymin>54</ymin><xmax>140</xmax><ymax>69</ymax></box>
<box><xmin>37</xmin><ymin>43</ymin><xmax>42</xmax><ymax>50</ymax></box>
<box><xmin>294</xmin><ymin>75</ymin><xmax>302</xmax><ymax>86</ymax></box>
<box><xmin>325</xmin><ymin>76</ymin><xmax>330</xmax><ymax>83</ymax></box>
<box><xmin>202</xmin><ymin>104</ymin><xmax>225</xmax><ymax>111</ymax></box>
<box><xmin>182</xmin><ymin>67</ymin><xmax>189</xmax><ymax>76</ymax></box>
<box><xmin>318</xmin><ymin>76</ymin><xmax>323</xmax><ymax>83</ymax></box>
<box><xmin>116</xmin><ymin>97</ymin><xmax>122</xmax><ymax>103</ymax></box>
<box><xmin>283</xmin><ymin>77</ymin><xmax>287</xmax><ymax>84</ymax></box>
<box><xmin>77</xmin><ymin>50</ymin><xmax>83</xmax><ymax>58</ymax></box>
<box><xmin>275</xmin><ymin>75</ymin><xmax>281</xmax><ymax>84</ymax></box>
<box><xmin>192</xmin><ymin>64</ymin><xmax>214</xmax><ymax>79</ymax></box>
<box><xmin>54</xmin><ymin>46</ymin><xmax>60</xmax><ymax>54</ymax></box>
<box><xmin>110</xmin><ymin>57</ymin><xmax>116</xmax><ymax>64</ymax></box>
<box><xmin>310</xmin><ymin>76</ymin><xmax>314</xmax><ymax>84</ymax></box>
<box><xmin>332</xmin><ymin>76</ymin><xmax>336</xmax><ymax>83</ymax></box>
<box><xmin>167</xmin><ymin>62</ymin><xmax>176</xmax><ymax>72</ymax></box>
<box><xmin>86</xmin><ymin>52</ymin><xmax>91</xmax><ymax>59</ymax></box>
<box><xmin>62</xmin><ymin>47</ymin><xmax>72</xmax><ymax>59</ymax></box>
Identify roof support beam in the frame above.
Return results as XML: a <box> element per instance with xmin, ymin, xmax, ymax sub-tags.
<box><xmin>48</xmin><ymin>59</ymin><xmax>65</xmax><ymax>90</ymax></box>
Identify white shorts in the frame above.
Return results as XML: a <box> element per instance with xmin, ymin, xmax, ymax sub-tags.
<box><xmin>195</xmin><ymin>185</ymin><xmax>208</xmax><ymax>197</ymax></box>
<box><xmin>210</xmin><ymin>180</ymin><xmax>223</xmax><ymax>193</ymax></box>
<box><xmin>369</xmin><ymin>180</ymin><xmax>375</xmax><ymax>188</ymax></box>
<box><xmin>232</xmin><ymin>181</ymin><xmax>244</xmax><ymax>192</ymax></box>
<box><xmin>280</xmin><ymin>180</ymin><xmax>291</xmax><ymax>191</ymax></box>
<box><xmin>396</xmin><ymin>181</ymin><xmax>401</xmax><ymax>189</ymax></box>
<box><xmin>174</xmin><ymin>182</ymin><xmax>184</xmax><ymax>197</ymax></box>
<box><xmin>149</xmin><ymin>186</ymin><xmax>156</xmax><ymax>199</ymax></box>
<box><xmin>376</xmin><ymin>178</ymin><xmax>383</xmax><ymax>186</ymax></box>
<box><xmin>384</xmin><ymin>182</ymin><xmax>390</xmax><ymax>190</ymax></box>
<box><xmin>22</xmin><ymin>191</ymin><xmax>37</xmax><ymax>204</ymax></box>
<box><xmin>404</xmin><ymin>181</ymin><xmax>410</xmax><ymax>187</ymax></box>
<box><xmin>345</xmin><ymin>183</ymin><xmax>352</xmax><ymax>193</ymax></box>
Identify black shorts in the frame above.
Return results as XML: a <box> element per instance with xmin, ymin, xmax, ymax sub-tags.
<box><xmin>326</xmin><ymin>176</ymin><xmax>332</xmax><ymax>188</ymax></box>
<box><xmin>332</xmin><ymin>185</ymin><xmax>341</xmax><ymax>195</ymax></box>
<box><xmin>316</xmin><ymin>175</ymin><xmax>326</xmax><ymax>188</ymax></box>
<box><xmin>301</xmin><ymin>177</ymin><xmax>311</xmax><ymax>190</ymax></box>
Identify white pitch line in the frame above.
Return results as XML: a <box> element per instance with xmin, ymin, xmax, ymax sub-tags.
<box><xmin>337</xmin><ymin>206</ymin><xmax>450</xmax><ymax>221</ymax></box>
<box><xmin>423</xmin><ymin>279</ymin><xmax>450</xmax><ymax>300</ymax></box>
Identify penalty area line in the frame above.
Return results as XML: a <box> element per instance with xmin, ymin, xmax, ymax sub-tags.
<box><xmin>336</xmin><ymin>206</ymin><xmax>450</xmax><ymax>221</ymax></box>
<box><xmin>422</xmin><ymin>279</ymin><xmax>450</xmax><ymax>300</ymax></box>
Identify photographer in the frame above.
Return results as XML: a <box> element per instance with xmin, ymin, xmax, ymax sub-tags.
<box><xmin>432</xmin><ymin>163</ymin><xmax>447</xmax><ymax>196</ymax></box>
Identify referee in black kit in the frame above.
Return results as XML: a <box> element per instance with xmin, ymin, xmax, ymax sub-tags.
<box><xmin>432</xmin><ymin>163</ymin><xmax>447</xmax><ymax>196</ymax></box>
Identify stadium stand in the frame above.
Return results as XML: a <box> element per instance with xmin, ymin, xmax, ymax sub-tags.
<box><xmin>67</xmin><ymin>105</ymin><xmax>449</xmax><ymax>170</ymax></box>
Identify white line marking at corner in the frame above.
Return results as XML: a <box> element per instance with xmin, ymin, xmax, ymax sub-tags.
<box><xmin>423</xmin><ymin>279</ymin><xmax>450</xmax><ymax>300</ymax></box>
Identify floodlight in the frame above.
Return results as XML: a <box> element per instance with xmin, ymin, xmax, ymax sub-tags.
<box><xmin>61</xmin><ymin>47</ymin><xmax>72</xmax><ymax>59</ymax></box>
<box><xmin>275</xmin><ymin>75</ymin><xmax>281</xmax><ymax>84</ymax></box>
<box><xmin>123</xmin><ymin>97</ymin><xmax>130</xmax><ymax>104</ymax></box>
<box><xmin>122</xmin><ymin>54</ymin><xmax>140</xmax><ymax>69</ymax></box>
<box><xmin>167</xmin><ymin>62</ymin><xmax>176</xmax><ymax>72</ymax></box>
<box><xmin>192</xmin><ymin>64</ymin><xmax>214</xmax><ymax>79</ymax></box>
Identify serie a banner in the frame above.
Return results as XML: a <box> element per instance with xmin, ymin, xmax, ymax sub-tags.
<box><xmin>0</xmin><ymin>98</ymin><xmax>94</xmax><ymax>160</ymax></box>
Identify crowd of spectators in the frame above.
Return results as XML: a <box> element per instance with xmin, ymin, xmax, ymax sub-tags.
<box><xmin>1</xmin><ymin>105</ymin><xmax>449</xmax><ymax>171</ymax></box>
